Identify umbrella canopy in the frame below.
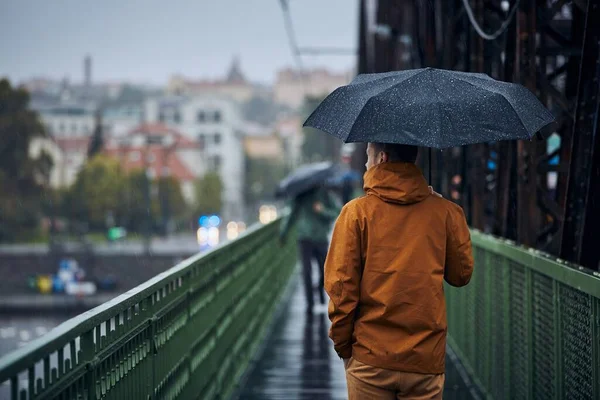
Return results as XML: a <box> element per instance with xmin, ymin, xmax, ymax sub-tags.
<box><xmin>275</xmin><ymin>161</ymin><xmax>336</xmax><ymax>199</ymax></box>
<box><xmin>304</xmin><ymin>68</ymin><xmax>554</xmax><ymax>149</ymax></box>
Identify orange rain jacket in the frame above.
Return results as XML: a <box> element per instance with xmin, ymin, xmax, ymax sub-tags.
<box><xmin>324</xmin><ymin>162</ymin><xmax>474</xmax><ymax>374</ymax></box>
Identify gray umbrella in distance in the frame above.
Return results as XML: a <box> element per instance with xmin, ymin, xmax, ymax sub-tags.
<box><xmin>275</xmin><ymin>162</ymin><xmax>336</xmax><ymax>199</ymax></box>
<box><xmin>303</xmin><ymin>68</ymin><xmax>554</xmax><ymax>148</ymax></box>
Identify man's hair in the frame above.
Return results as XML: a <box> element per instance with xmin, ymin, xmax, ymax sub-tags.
<box><xmin>372</xmin><ymin>143</ymin><xmax>419</xmax><ymax>163</ymax></box>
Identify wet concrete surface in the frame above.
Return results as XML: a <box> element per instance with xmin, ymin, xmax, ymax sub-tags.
<box><xmin>239</xmin><ymin>279</ymin><xmax>480</xmax><ymax>400</ymax></box>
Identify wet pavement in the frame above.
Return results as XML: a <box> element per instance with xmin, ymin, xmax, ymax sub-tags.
<box><xmin>238</xmin><ymin>278</ymin><xmax>480</xmax><ymax>400</ymax></box>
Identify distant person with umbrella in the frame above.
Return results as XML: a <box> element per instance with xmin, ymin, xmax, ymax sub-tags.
<box><xmin>304</xmin><ymin>68</ymin><xmax>554</xmax><ymax>399</ymax></box>
<box><xmin>278</xmin><ymin>162</ymin><xmax>340</xmax><ymax>313</ymax></box>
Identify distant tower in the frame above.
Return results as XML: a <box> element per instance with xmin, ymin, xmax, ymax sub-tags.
<box><xmin>84</xmin><ymin>55</ymin><xmax>92</xmax><ymax>87</ymax></box>
<box><xmin>226</xmin><ymin>55</ymin><xmax>246</xmax><ymax>83</ymax></box>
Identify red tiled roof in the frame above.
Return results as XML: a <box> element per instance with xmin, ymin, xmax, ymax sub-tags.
<box><xmin>126</xmin><ymin>123</ymin><xmax>199</xmax><ymax>148</ymax></box>
<box><xmin>103</xmin><ymin>123</ymin><xmax>201</xmax><ymax>181</ymax></box>
<box><xmin>104</xmin><ymin>147</ymin><xmax>196</xmax><ymax>182</ymax></box>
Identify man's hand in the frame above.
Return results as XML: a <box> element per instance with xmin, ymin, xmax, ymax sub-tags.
<box><xmin>343</xmin><ymin>358</ymin><xmax>351</xmax><ymax>369</ymax></box>
<box><xmin>428</xmin><ymin>186</ymin><xmax>442</xmax><ymax>198</ymax></box>
<box><xmin>313</xmin><ymin>201</ymin><xmax>324</xmax><ymax>213</ymax></box>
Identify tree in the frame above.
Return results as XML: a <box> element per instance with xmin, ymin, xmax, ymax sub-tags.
<box><xmin>194</xmin><ymin>172</ymin><xmax>223</xmax><ymax>215</ymax></box>
<box><xmin>118</xmin><ymin>169</ymin><xmax>152</xmax><ymax>233</ymax></box>
<box><xmin>87</xmin><ymin>110</ymin><xmax>104</xmax><ymax>158</ymax></box>
<box><xmin>68</xmin><ymin>155</ymin><xmax>125</xmax><ymax>230</ymax></box>
<box><xmin>0</xmin><ymin>79</ymin><xmax>52</xmax><ymax>242</ymax></box>
<box><xmin>301</xmin><ymin>95</ymin><xmax>340</xmax><ymax>163</ymax></box>
<box><xmin>156</xmin><ymin>175</ymin><xmax>187</xmax><ymax>233</ymax></box>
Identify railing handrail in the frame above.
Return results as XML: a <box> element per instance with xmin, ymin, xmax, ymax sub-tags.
<box><xmin>471</xmin><ymin>230</ymin><xmax>600</xmax><ymax>297</ymax></box>
<box><xmin>0</xmin><ymin>221</ymin><xmax>265</xmax><ymax>382</ymax></box>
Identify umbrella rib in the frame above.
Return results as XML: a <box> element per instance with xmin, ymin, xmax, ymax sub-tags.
<box><xmin>346</xmin><ymin>69</ymin><xmax>432</xmax><ymax>144</ymax></box>
<box><xmin>452</xmin><ymin>76</ymin><xmax>549</xmax><ymax>138</ymax></box>
<box><xmin>430</xmin><ymin>78</ymin><xmax>454</xmax><ymax>148</ymax></box>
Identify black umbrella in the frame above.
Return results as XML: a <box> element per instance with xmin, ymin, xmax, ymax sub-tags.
<box><xmin>275</xmin><ymin>162</ymin><xmax>335</xmax><ymax>199</ymax></box>
<box><xmin>304</xmin><ymin>68</ymin><xmax>554</xmax><ymax>148</ymax></box>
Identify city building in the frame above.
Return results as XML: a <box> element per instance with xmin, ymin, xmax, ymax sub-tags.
<box><xmin>35</xmin><ymin>104</ymin><xmax>96</xmax><ymax>139</ymax></box>
<box><xmin>275</xmin><ymin>116</ymin><xmax>304</xmax><ymax>168</ymax></box>
<box><xmin>27</xmin><ymin>136</ymin><xmax>90</xmax><ymax>189</ymax></box>
<box><xmin>102</xmin><ymin>104</ymin><xmax>144</xmax><ymax>137</ymax></box>
<box><xmin>166</xmin><ymin>57</ymin><xmax>255</xmax><ymax>102</ymax></box>
<box><xmin>144</xmin><ymin>95</ymin><xmax>245</xmax><ymax>222</ymax></box>
<box><xmin>244</xmin><ymin>122</ymin><xmax>283</xmax><ymax>161</ymax></box>
<box><xmin>273</xmin><ymin>67</ymin><xmax>353</xmax><ymax>109</ymax></box>
<box><xmin>104</xmin><ymin>123</ymin><xmax>203</xmax><ymax>203</ymax></box>
<box><xmin>23</xmin><ymin>56</ymin><xmax>158</xmax><ymax>190</ymax></box>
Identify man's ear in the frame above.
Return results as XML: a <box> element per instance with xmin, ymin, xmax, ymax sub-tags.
<box><xmin>380</xmin><ymin>152</ymin><xmax>389</xmax><ymax>163</ymax></box>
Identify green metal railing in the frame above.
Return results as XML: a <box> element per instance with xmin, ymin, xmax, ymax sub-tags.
<box><xmin>446</xmin><ymin>230</ymin><xmax>600</xmax><ymax>400</ymax></box>
<box><xmin>0</xmin><ymin>219</ymin><xmax>296</xmax><ymax>400</ymax></box>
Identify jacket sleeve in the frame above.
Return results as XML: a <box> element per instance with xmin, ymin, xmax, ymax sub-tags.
<box><xmin>324</xmin><ymin>204</ymin><xmax>362</xmax><ymax>359</ymax></box>
<box><xmin>444</xmin><ymin>206</ymin><xmax>474</xmax><ymax>287</ymax></box>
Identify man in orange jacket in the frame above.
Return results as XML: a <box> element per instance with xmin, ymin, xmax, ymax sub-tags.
<box><xmin>324</xmin><ymin>143</ymin><xmax>474</xmax><ymax>399</ymax></box>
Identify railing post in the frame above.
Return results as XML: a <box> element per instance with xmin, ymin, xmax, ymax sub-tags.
<box><xmin>526</xmin><ymin>268</ymin><xmax>534</xmax><ymax>400</ymax></box>
<box><xmin>484</xmin><ymin>249</ymin><xmax>492</xmax><ymax>390</ymax></box>
<box><xmin>149</xmin><ymin>297</ymin><xmax>156</xmax><ymax>400</ymax></box>
<box><xmin>553</xmin><ymin>280</ymin><xmax>563</xmax><ymax>400</ymax></box>
<box><xmin>81</xmin><ymin>329</ymin><xmax>96</xmax><ymax>400</ymax></box>
<box><xmin>503</xmin><ymin>255</ymin><xmax>511</xmax><ymax>400</ymax></box>
<box><xmin>593</xmin><ymin>297</ymin><xmax>600</xmax><ymax>400</ymax></box>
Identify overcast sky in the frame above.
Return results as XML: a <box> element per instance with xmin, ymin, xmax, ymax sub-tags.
<box><xmin>0</xmin><ymin>0</ymin><xmax>358</xmax><ymax>86</ymax></box>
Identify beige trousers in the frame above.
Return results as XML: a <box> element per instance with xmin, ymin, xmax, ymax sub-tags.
<box><xmin>345</xmin><ymin>358</ymin><xmax>445</xmax><ymax>400</ymax></box>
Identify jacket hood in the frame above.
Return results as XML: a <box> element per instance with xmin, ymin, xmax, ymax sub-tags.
<box><xmin>363</xmin><ymin>162</ymin><xmax>429</xmax><ymax>205</ymax></box>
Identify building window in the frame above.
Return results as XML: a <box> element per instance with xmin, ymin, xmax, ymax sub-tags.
<box><xmin>129</xmin><ymin>151</ymin><xmax>141</xmax><ymax>162</ymax></box>
<box><xmin>158</xmin><ymin>111</ymin><xmax>165</xmax><ymax>122</ymax></box>
<box><xmin>214</xmin><ymin>133</ymin><xmax>221</xmax><ymax>145</ymax></box>
<box><xmin>147</xmin><ymin>135</ymin><xmax>162</xmax><ymax>145</ymax></box>
<box><xmin>212</xmin><ymin>155</ymin><xmax>221</xmax><ymax>170</ymax></box>
<box><xmin>147</xmin><ymin>153</ymin><xmax>156</xmax><ymax>163</ymax></box>
<box><xmin>197</xmin><ymin>111</ymin><xmax>206</xmax><ymax>123</ymax></box>
<box><xmin>173</xmin><ymin>110</ymin><xmax>181</xmax><ymax>123</ymax></box>
<box><xmin>214</xmin><ymin>111</ymin><xmax>222</xmax><ymax>123</ymax></box>
<box><xmin>197</xmin><ymin>133</ymin><xmax>205</xmax><ymax>147</ymax></box>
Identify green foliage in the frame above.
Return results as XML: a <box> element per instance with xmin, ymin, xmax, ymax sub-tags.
<box><xmin>69</xmin><ymin>155</ymin><xmax>124</xmax><ymax>230</ymax></box>
<box><xmin>194</xmin><ymin>172</ymin><xmax>223</xmax><ymax>216</ymax></box>
<box><xmin>0</xmin><ymin>79</ymin><xmax>51</xmax><ymax>242</ymax></box>
<box><xmin>69</xmin><ymin>161</ymin><xmax>188</xmax><ymax>234</ymax></box>
<box><xmin>118</xmin><ymin>169</ymin><xmax>151</xmax><ymax>233</ymax></box>
<box><xmin>157</xmin><ymin>176</ymin><xmax>187</xmax><ymax>220</ymax></box>
<box><xmin>87</xmin><ymin>111</ymin><xmax>104</xmax><ymax>158</ymax></box>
